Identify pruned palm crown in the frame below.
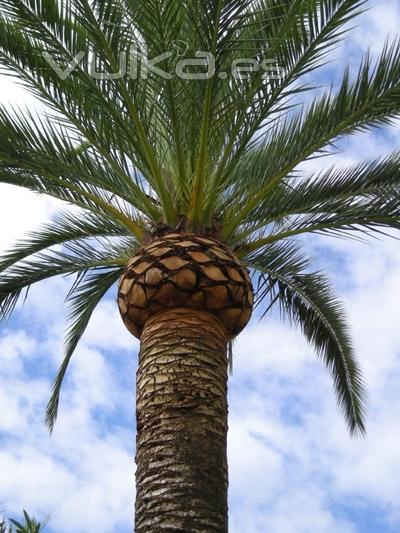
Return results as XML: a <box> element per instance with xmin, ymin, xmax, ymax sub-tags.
<box><xmin>1</xmin><ymin>0</ymin><xmax>400</xmax><ymax>436</ymax></box>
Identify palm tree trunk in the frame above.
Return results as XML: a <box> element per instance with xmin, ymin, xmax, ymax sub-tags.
<box><xmin>135</xmin><ymin>307</ymin><xmax>229</xmax><ymax>532</ymax></box>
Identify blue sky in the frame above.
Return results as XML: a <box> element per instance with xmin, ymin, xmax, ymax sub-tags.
<box><xmin>1</xmin><ymin>2</ymin><xmax>400</xmax><ymax>532</ymax></box>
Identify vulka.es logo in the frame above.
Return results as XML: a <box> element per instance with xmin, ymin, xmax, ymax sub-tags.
<box><xmin>42</xmin><ymin>42</ymin><xmax>286</xmax><ymax>81</ymax></box>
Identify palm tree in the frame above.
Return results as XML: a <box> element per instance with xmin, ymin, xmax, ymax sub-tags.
<box><xmin>0</xmin><ymin>0</ymin><xmax>399</xmax><ymax>530</ymax></box>
<box><xmin>0</xmin><ymin>510</ymin><xmax>48</xmax><ymax>533</ymax></box>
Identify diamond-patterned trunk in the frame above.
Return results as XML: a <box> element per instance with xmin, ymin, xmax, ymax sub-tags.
<box><xmin>118</xmin><ymin>234</ymin><xmax>254</xmax><ymax>531</ymax></box>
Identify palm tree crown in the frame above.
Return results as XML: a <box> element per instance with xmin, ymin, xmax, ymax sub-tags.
<box><xmin>1</xmin><ymin>0</ymin><xmax>400</xmax><ymax>437</ymax></box>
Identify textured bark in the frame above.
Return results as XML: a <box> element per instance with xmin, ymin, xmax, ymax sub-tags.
<box><xmin>135</xmin><ymin>308</ymin><xmax>229</xmax><ymax>532</ymax></box>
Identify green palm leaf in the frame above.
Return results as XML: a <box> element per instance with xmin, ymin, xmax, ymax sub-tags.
<box><xmin>241</xmin><ymin>153</ymin><xmax>400</xmax><ymax>249</ymax></box>
<box><xmin>45</xmin><ymin>267</ymin><xmax>124</xmax><ymax>431</ymax></box>
<box><xmin>0</xmin><ymin>237</ymin><xmax>135</xmax><ymax>320</ymax></box>
<box><xmin>8</xmin><ymin>509</ymin><xmax>48</xmax><ymax>533</ymax></box>
<box><xmin>246</xmin><ymin>242</ymin><xmax>366</xmax><ymax>434</ymax></box>
<box><xmin>222</xmin><ymin>39</ymin><xmax>400</xmax><ymax>237</ymax></box>
<box><xmin>0</xmin><ymin>211</ymin><xmax>131</xmax><ymax>273</ymax></box>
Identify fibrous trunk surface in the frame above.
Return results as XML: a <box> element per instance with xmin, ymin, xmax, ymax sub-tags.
<box><xmin>135</xmin><ymin>308</ymin><xmax>229</xmax><ymax>532</ymax></box>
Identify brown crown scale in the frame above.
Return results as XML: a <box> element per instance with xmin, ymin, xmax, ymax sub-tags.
<box><xmin>118</xmin><ymin>233</ymin><xmax>254</xmax><ymax>339</ymax></box>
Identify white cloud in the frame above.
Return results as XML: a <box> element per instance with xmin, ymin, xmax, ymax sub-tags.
<box><xmin>0</xmin><ymin>185</ymin><xmax>61</xmax><ymax>254</ymax></box>
<box><xmin>355</xmin><ymin>0</ymin><xmax>400</xmax><ymax>54</ymax></box>
<box><xmin>0</xmin><ymin>323</ymin><xmax>135</xmax><ymax>532</ymax></box>
<box><xmin>0</xmin><ymin>330</ymin><xmax>37</xmax><ymax>375</ymax></box>
<box><xmin>84</xmin><ymin>300</ymin><xmax>137</xmax><ymax>353</ymax></box>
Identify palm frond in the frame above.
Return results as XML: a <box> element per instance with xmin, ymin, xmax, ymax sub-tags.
<box><xmin>246</xmin><ymin>242</ymin><xmax>366</xmax><ymax>435</ymax></box>
<box><xmin>45</xmin><ymin>266</ymin><xmax>123</xmax><ymax>432</ymax></box>
<box><xmin>242</xmin><ymin>153</ymin><xmax>400</xmax><ymax>249</ymax></box>
<box><xmin>71</xmin><ymin>0</ymin><xmax>176</xmax><ymax>221</ymax></box>
<box><xmin>0</xmin><ymin>223</ymin><xmax>135</xmax><ymax>431</ymax></box>
<box><xmin>112</xmin><ymin>0</ymin><xmax>190</xmax><ymax>197</ymax></box>
<box><xmin>222</xmin><ymin>39</ymin><xmax>400</xmax><ymax>236</ymax></box>
<box><xmin>8</xmin><ymin>509</ymin><xmax>49</xmax><ymax>533</ymax></box>
<box><xmin>0</xmin><ymin>0</ymin><xmax>178</xmax><ymax>221</ymax></box>
<box><xmin>206</xmin><ymin>0</ymin><xmax>367</xmax><ymax>199</ymax></box>
<box><xmin>0</xmin><ymin>104</ymin><xmax>159</xmax><ymax>225</ymax></box>
<box><xmin>0</xmin><ymin>211</ymin><xmax>131</xmax><ymax>273</ymax></box>
<box><xmin>0</xmin><ymin>238</ymin><xmax>135</xmax><ymax>320</ymax></box>
<box><xmin>0</xmin><ymin>5</ymin><xmax>133</xmax><ymax>173</ymax></box>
